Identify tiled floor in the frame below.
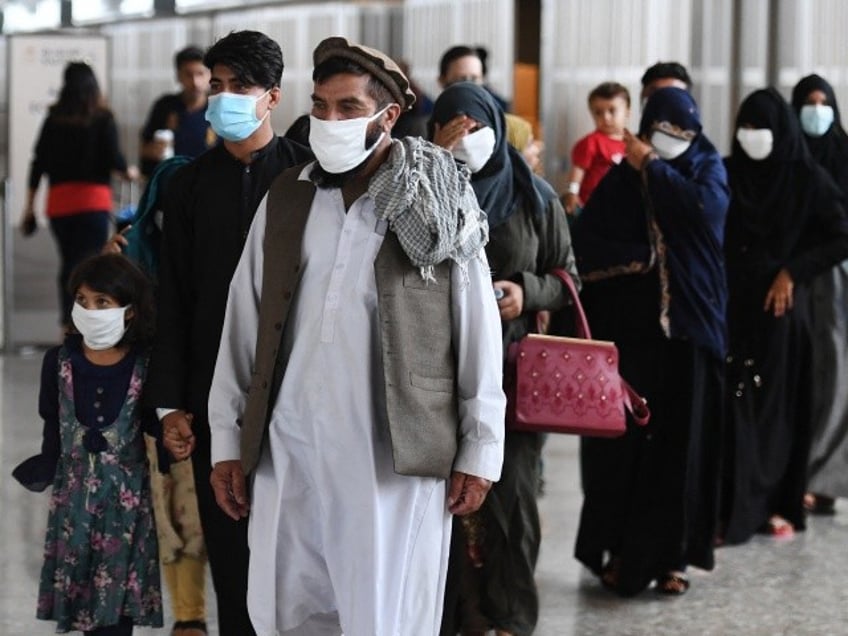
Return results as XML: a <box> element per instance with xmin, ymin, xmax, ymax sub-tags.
<box><xmin>2</xmin><ymin>350</ymin><xmax>846</xmax><ymax>635</ymax></box>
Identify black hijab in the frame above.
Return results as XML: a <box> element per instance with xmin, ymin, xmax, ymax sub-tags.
<box><xmin>726</xmin><ymin>87</ymin><xmax>818</xmax><ymax>241</ymax></box>
<box><xmin>791</xmin><ymin>74</ymin><xmax>848</xmax><ymax>194</ymax></box>
<box><xmin>429</xmin><ymin>82</ymin><xmax>544</xmax><ymax>228</ymax></box>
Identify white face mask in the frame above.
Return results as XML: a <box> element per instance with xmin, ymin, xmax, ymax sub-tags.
<box><xmin>72</xmin><ymin>304</ymin><xmax>130</xmax><ymax>350</ymax></box>
<box><xmin>736</xmin><ymin>128</ymin><xmax>774</xmax><ymax>160</ymax></box>
<box><xmin>308</xmin><ymin>106</ymin><xmax>388</xmax><ymax>174</ymax></box>
<box><xmin>452</xmin><ymin>126</ymin><xmax>496</xmax><ymax>173</ymax></box>
<box><xmin>650</xmin><ymin>131</ymin><xmax>691</xmax><ymax>160</ymax></box>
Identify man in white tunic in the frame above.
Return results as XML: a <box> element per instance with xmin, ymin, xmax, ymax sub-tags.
<box><xmin>208</xmin><ymin>37</ymin><xmax>505</xmax><ymax>636</ymax></box>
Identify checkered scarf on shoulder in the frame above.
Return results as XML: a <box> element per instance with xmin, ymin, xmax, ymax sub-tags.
<box><xmin>368</xmin><ymin>136</ymin><xmax>488</xmax><ymax>283</ymax></box>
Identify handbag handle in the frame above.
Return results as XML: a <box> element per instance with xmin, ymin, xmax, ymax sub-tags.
<box><xmin>549</xmin><ymin>268</ymin><xmax>651</xmax><ymax>426</ymax></box>
<box><xmin>550</xmin><ymin>268</ymin><xmax>591</xmax><ymax>339</ymax></box>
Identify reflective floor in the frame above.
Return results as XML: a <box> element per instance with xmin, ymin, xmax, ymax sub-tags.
<box><xmin>2</xmin><ymin>349</ymin><xmax>846</xmax><ymax>635</ymax></box>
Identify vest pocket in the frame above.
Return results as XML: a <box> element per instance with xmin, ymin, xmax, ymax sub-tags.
<box><xmin>409</xmin><ymin>371</ymin><xmax>455</xmax><ymax>393</ymax></box>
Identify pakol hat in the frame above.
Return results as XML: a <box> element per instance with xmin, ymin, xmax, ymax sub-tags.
<box><xmin>313</xmin><ymin>36</ymin><xmax>416</xmax><ymax>111</ymax></box>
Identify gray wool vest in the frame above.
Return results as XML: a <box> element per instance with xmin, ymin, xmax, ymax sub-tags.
<box><xmin>238</xmin><ymin>165</ymin><xmax>459</xmax><ymax>479</ymax></box>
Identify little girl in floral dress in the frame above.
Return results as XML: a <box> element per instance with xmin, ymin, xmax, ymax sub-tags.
<box><xmin>13</xmin><ymin>253</ymin><xmax>162</xmax><ymax>635</ymax></box>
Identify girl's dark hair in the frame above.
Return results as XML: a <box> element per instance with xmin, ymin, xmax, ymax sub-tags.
<box><xmin>204</xmin><ymin>30</ymin><xmax>284</xmax><ymax>90</ymax></box>
<box><xmin>68</xmin><ymin>254</ymin><xmax>155</xmax><ymax>348</ymax></box>
<box><xmin>51</xmin><ymin>62</ymin><xmax>105</xmax><ymax>124</ymax></box>
<box><xmin>588</xmin><ymin>82</ymin><xmax>631</xmax><ymax>108</ymax></box>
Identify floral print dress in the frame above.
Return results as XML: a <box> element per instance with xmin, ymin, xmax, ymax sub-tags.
<box><xmin>37</xmin><ymin>346</ymin><xmax>162</xmax><ymax>632</ymax></box>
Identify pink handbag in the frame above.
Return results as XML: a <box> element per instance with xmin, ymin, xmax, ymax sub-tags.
<box><xmin>506</xmin><ymin>270</ymin><xmax>650</xmax><ymax>437</ymax></box>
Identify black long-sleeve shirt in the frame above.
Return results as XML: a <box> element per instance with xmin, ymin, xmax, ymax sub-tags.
<box><xmin>28</xmin><ymin>110</ymin><xmax>128</xmax><ymax>189</ymax></box>
<box><xmin>144</xmin><ymin>137</ymin><xmax>312</xmax><ymax>420</ymax></box>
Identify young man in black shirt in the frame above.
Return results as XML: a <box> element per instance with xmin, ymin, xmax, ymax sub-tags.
<box><xmin>146</xmin><ymin>30</ymin><xmax>312</xmax><ymax>636</ymax></box>
<box><xmin>140</xmin><ymin>45</ymin><xmax>216</xmax><ymax>177</ymax></box>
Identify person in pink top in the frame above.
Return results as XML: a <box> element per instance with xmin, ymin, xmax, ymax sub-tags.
<box><xmin>564</xmin><ymin>82</ymin><xmax>631</xmax><ymax>215</ymax></box>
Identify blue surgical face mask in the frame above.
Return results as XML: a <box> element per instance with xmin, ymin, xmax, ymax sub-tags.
<box><xmin>799</xmin><ymin>104</ymin><xmax>834</xmax><ymax>137</ymax></box>
<box><xmin>205</xmin><ymin>90</ymin><xmax>270</xmax><ymax>142</ymax></box>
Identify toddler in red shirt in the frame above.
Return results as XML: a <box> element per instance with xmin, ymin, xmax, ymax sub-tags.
<box><xmin>564</xmin><ymin>82</ymin><xmax>631</xmax><ymax>215</ymax></box>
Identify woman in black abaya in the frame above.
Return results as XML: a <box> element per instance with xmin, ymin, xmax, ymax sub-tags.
<box><xmin>721</xmin><ymin>88</ymin><xmax>848</xmax><ymax>543</ymax></box>
<box><xmin>790</xmin><ymin>75</ymin><xmax>848</xmax><ymax>516</ymax></box>
<box><xmin>572</xmin><ymin>87</ymin><xmax>729</xmax><ymax>596</ymax></box>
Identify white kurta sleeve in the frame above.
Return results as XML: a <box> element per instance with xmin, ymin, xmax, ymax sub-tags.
<box><xmin>208</xmin><ymin>195</ymin><xmax>267</xmax><ymax>466</ymax></box>
<box><xmin>451</xmin><ymin>249</ymin><xmax>506</xmax><ymax>481</ymax></box>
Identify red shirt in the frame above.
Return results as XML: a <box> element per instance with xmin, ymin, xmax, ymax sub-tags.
<box><xmin>570</xmin><ymin>130</ymin><xmax>626</xmax><ymax>203</ymax></box>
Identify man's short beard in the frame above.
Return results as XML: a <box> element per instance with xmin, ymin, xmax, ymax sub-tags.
<box><xmin>311</xmin><ymin>120</ymin><xmax>385</xmax><ymax>189</ymax></box>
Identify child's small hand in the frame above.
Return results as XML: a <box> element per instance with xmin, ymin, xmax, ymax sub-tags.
<box><xmin>162</xmin><ymin>410</ymin><xmax>195</xmax><ymax>461</ymax></box>
<box><xmin>433</xmin><ymin>114</ymin><xmax>476</xmax><ymax>151</ymax></box>
<box><xmin>211</xmin><ymin>460</ymin><xmax>250</xmax><ymax>520</ymax></box>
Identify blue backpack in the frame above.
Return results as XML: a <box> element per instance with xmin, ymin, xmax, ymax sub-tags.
<box><xmin>123</xmin><ymin>155</ymin><xmax>192</xmax><ymax>283</ymax></box>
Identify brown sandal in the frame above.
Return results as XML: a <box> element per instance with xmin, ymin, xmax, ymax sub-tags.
<box><xmin>172</xmin><ymin>620</ymin><xmax>207</xmax><ymax>636</ymax></box>
<box><xmin>656</xmin><ymin>572</ymin><xmax>690</xmax><ymax>595</ymax></box>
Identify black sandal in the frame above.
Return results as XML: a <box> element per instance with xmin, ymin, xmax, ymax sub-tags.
<box><xmin>806</xmin><ymin>494</ymin><xmax>837</xmax><ymax>516</ymax></box>
<box><xmin>172</xmin><ymin>620</ymin><xmax>207</xmax><ymax>635</ymax></box>
<box><xmin>656</xmin><ymin>572</ymin><xmax>690</xmax><ymax>595</ymax></box>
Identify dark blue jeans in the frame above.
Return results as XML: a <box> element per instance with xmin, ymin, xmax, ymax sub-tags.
<box><xmin>49</xmin><ymin>211</ymin><xmax>110</xmax><ymax>325</ymax></box>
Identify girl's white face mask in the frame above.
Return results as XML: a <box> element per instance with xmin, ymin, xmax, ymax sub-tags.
<box><xmin>308</xmin><ymin>106</ymin><xmax>389</xmax><ymax>174</ymax></box>
<box><xmin>650</xmin><ymin>131</ymin><xmax>691</xmax><ymax>160</ymax></box>
<box><xmin>452</xmin><ymin>126</ymin><xmax>496</xmax><ymax>173</ymax></box>
<box><xmin>736</xmin><ymin>128</ymin><xmax>774</xmax><ymax>161</ymax></box>
<box><xmin>71</xmin><ymin>304</ymin><xmax>130</xmax><ymax>350</ymax></box>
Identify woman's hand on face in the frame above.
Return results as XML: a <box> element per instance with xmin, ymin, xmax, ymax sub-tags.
<box><xmin>624</xmin><ymin>129</ymin><xmax>655</xmax><ymax>170</ymax></box>
<box><xmin>494</xmin><ymin>280</ymin><xmax>524</xmax><ymax>321</ymax></box>
<box><xmin>433</xmin><ymin>114</ymin><xmax>476</xmax><ymax>151</ymax></box>
<box><xmin>764</xmin><ymin>268</ymin><xmax>794</xmax><ymax>317</ymax></box>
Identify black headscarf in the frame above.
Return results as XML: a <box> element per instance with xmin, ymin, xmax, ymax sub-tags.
<box><xmin>791</xmin><ymin>74</ymin><xmax>848</xmax><ymax>194</ymax></box>
<box><xmin>725</xmin><ymin>87</ymin><xmax>817</xmax><ymax>241</ymax></box>
<box><xmin>429</xmin><ymin>82</ymin><xmax>544</xmax><ymax>228</ymax></box>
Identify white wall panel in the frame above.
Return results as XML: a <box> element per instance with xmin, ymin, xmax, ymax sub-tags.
<box><xmin>402</xmin><ymin>0</ymin><xmax>514</xmax><ymax>104</ymax></box>
<box><xmin>775</xmin><ymin>0</ymin><xmax>848</xmax><ymax>112</ymax></box>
